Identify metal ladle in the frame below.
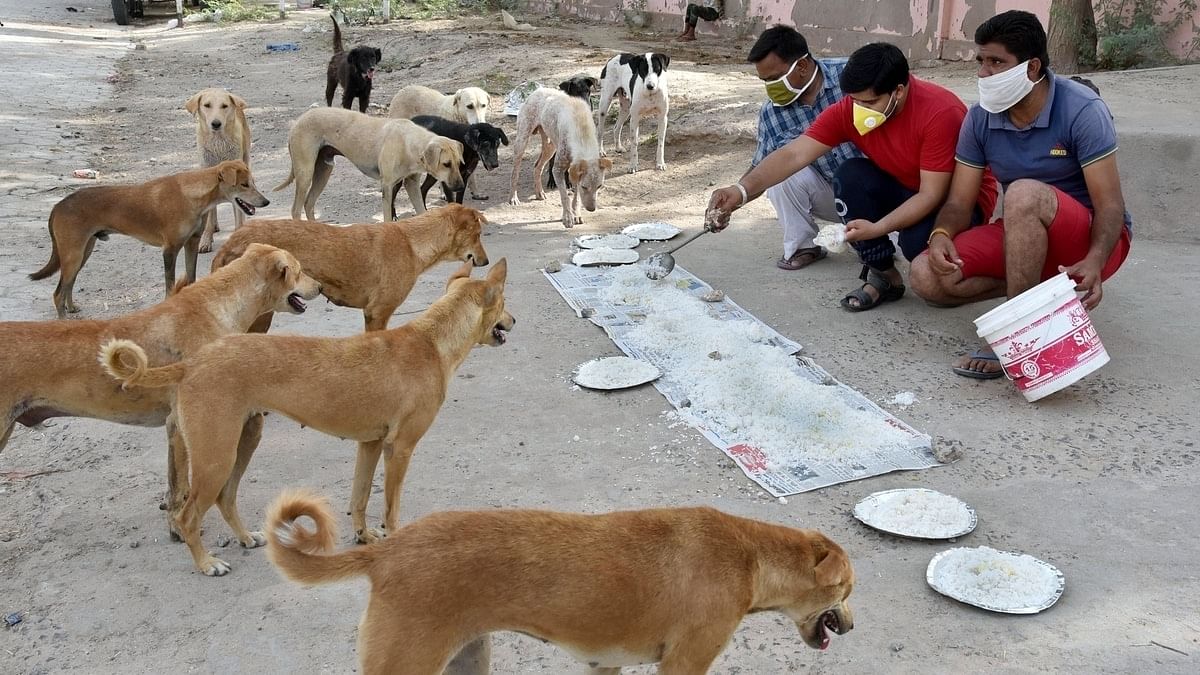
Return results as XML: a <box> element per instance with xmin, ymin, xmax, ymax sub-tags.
<box><xmin>645</xmin><ymin>210</ymin><xmax>723</xmax><ymax>280</ymax></box>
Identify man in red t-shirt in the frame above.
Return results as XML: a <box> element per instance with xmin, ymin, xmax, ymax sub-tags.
<box><xmin>708</xmin><ymin>43</ymin><xmax>998</xmax><ymax>311</ymax></box>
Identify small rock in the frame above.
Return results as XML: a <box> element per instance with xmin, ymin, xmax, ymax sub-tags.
<box><xmin>777</xmin><ymin>497</ymin><xmax>788</xmax><ymax>505</ymax></box>
<box><xmin>216</xmin><ymin>534</ymin><xmax>231</xmax><ymax>548</ymax></box>
<box><xmin>707</xmin><ymin>350</ymin><xmax>722</xmax><ymax>360</ymax></box>
<box><xmin>700</xmin><ymin>289</ymin><xmax>725</xmax><ymax>302</ymax></box>
<box><xmin>580</xmin><ymin>307</ymin><xmax>596</xmax><ymax>318</ymax></box>
<box><xmin>4</xmin><ymin>612</ymin><xmax>22</xmax><ymax>628</ymax></box>
<box><xmin>891</xmin><ymin>643</ymin><xmax>904</xmax><ymax>653</ymax></box>
<box><xmin>933</xmin><ymin>443</ymin><xmax>964</xmax><ymax>464</ymax></box>
<box><xmin>128</xmin><ymin>540</ymin><xmax>139</xmax><ymax>549</ymax></box>
<box><xmin>544</xmin><ymin>260</ymin><xmax>562</xmax><ymax>273</ymax></box>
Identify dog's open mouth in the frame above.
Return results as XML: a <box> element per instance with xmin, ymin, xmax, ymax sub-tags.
<box><xmin>491</xmin><ymin>325</ymin><xmax>508</xmax><ymax>344</ymax></box>
<box><xmin>287</xmin><ymin>293</ymin><xmax>307</xmax><ymax>313</ymax></box>
<box><xmin>365</xmin><ymin>69</ymin><xmax>375</xmax><ymax>80</ymax></box>
<box><xmin>235</xmin><ymin>197</ymin><xmax>256</xmax><ymax>216</ymax></box>
<box><xmin>816</xmin><ymin>611</ymin><xmax>840</xmax><ymax>651</ymax></box>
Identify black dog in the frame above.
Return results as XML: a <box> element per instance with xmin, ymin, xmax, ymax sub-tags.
<box><xmin>325</xmin><ymin>15</ymin><xmax>381</xmax><ymax>113</ymax></box>
<box><xmin>546</xmin><ymin>75</ymin><xmax>599</xmax><ymax>190</ymax></box>
<box><xmin>412</xmin><ymin>115</ymin><xmax>510</xmax><ymax>208</ymax></box>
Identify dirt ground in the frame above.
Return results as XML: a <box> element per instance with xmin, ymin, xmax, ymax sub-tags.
<box><xmin>2</xmin><ymin>2</ymin><xmax>1199</xmax><ymax>673</ymax></box>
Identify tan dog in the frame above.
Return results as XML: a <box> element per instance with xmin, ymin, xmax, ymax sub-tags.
<box><xmin>1</xmin><ymin>244</ymin><xmax>320</xmax><ymax>522</ymax></box>
<box><xmin>273</xmin><ymin>107</ymin><xmax>464</xmax><ymax>222</ymax></box>
<box><xmin>28</xmin><ymin>161</ymin><xmax>268</xmax><ymax>318</ymax></box>
<box><xmin>211</xmin><ymin>203</ymin><xmax>490</xmax><ymax>332</ymax></box>
<box><xmin>185</xmin><ymin>88</ymin><xmax>252</xmax><ymax>253</ymax></box>
<box><xmin>388</xmin><ymin>84</ymin><xmax>492</xmax><ymax>199</ymax></box>
<box><xmin>508</xmin><ymin>87</ymin><xmax>612</xmax><ymax>228</ymax></box>
<box><xmin>266</xmin><ymin>494</ymin><xmax>855</xmax><ymax>674</ymax></box>
<box><xmin>100</xmin><ymin>260</ymin><xmax>515</xmax><ymax>576</ymax></box>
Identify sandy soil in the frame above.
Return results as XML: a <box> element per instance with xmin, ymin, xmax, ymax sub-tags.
<box><xmin>1</xmin><ymin>3</ymin><xmax>1198</xmax><ymax>673</ymax></box>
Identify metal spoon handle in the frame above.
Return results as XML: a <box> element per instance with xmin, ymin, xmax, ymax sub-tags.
<box><xmin>665</xmin><ymin>227</ymin><xmax>710</xmax><ymax>255</ymax></box>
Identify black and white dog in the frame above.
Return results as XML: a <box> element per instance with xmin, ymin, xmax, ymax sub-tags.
<box><xmin>411</xmin><ymin>115</ymin><xmax>509</xmax><ymax>208</ymax></box>
<box><xmin>597</xmin><ymin>53</ymin><xmax>670</xmax><ymax>174</ymax></box>
<box><xmin>547</xmin><ymin>75</ymin><xmax>599</xmax><ymax>190</ymax></box>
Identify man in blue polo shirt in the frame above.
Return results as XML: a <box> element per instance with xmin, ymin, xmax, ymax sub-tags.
<box><xmin>909</xmin><ymin>10</ymin><xmax>1132</xmax><ymax>379</ymax></box>
<box><xmin>746</xmin><ymin>25</ymin><xmax>860</xmax><ymax>270</ymax></box>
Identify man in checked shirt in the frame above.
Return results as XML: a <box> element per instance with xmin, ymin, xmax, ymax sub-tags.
<box><xmin>746</xmin><ymin>25</ymin><xmax>860</xmax><ymax>271</ymax></box>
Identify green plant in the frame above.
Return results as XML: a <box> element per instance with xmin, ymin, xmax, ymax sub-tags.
<box><xmin>331</xmin><ymin>0</ymin><xmax>483</xmax><ymax>23</ymax></box>
<box><xmin>1094</xmin><ymin>0</ymin><xmax>1199</xmax><ymax>68</ymax></box>
<box><xmin>186</xmin><ymin>0</ymin><xmax>276</xmax><ymax>22</ymax></box>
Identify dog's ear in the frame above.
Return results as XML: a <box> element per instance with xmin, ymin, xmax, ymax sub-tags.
<box><xmin>422</xmin><ymin>141</ymin><xmax>443</xmax><ymax>171</ymax></box>
<box><xmin>618</xmin><ymin>53</ymin><xmax>636</xmax><ymax>66</ymax></box>
<box><xmin>465</xmin><ymin>127</ymin><xmax>482</xmax><ymax>149</ymax></box>
<box><xmin>814</xmin><ymin>546</ymin><xmax>849</xmax><ymax>587</ymax></box>
<box><xmin>568</xmin><ymin>159</ymin><xmax>585</xmax><ymax>186</ymax></box>
<box><xmin>218</xmin><ymin>162</ymin><xmax>239</xmax><ymax>185</ymax></box>
<box><xmin>497</xmin><ymin>128</ymin><xmax>510</xmax><ymax>146</ymax></box>
<box><xmin>229</xmin><ymin>93</ymin><xmax>247</xmax><ymax>110</ymax></box>
<box><xmin>452</xmin><ymin>91</ymin><xmax>462</xmax><ymax>107</ymax></box>
<box><xmin>486</xmin><ymin>258</ymin><xmax>508</xmax><ymax>286</ymax></box>
<box><xmin>374</xmin><ymin>48</ymin><xmax>382</xmax><ymax>62</ymax></box>
<box><xmin>598</xmin><ymin>157</ymin><xmax>613</xmax><ymax>173</ymax></box>
<box><xmin>653</xmin><ymin>53</ymin><xmax>671</xmax><ymax>71</ymax></box>
<box><xmin>558</xmin><ymin>81</ymin><xmax>571</xmax><ymax>94</ymax></box>
<box><xmin>271</xmin><ymin>251</ymin><xmax>292</xmax><ymax>280</ymax></box>
<box><xmin>586</xmin><ymin>76</ymin><xmax>599</xmax><ymax>91</ymax></box>
<box><xmin>447</xmin><ymin>260</ymin><xmax>474</xmax><ymax>288</ymax></box>
<box><xmin>185</xmin><ymin>92</ymin><xmax>202</xmax><ymax>115</ymax></box>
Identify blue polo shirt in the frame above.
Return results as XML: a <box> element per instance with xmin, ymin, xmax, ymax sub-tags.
<box><xmin>955</xmin><ymin>71</ymin><xmax>1131</xmax><ymax>230</ymax></box>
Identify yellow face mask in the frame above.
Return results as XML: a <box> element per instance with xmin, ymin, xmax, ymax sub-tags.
<box><xmin>852</xmin><ymin>91</ymin><xmax>898</xmax><ymax>136</ymax></box>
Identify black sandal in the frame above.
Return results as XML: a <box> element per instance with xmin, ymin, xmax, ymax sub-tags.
<box><xmin>840</xmin><ymin>266</ymin><xmax>906</xmax><ymax>312</ymax></box>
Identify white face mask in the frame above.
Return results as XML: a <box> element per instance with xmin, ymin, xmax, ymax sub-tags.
<box><xmin>977</xmin><ymin>59</ymin><xmax>1044</xmax><ymax>113</ymax></box>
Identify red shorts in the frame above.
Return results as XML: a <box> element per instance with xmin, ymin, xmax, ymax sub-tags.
<box><xmin>955</xmin><ymin>187</ymin><xmax>1131</xmax><ymax>282</ymax></box>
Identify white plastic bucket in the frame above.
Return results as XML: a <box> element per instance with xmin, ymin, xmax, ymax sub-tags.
<box><xmin>973</xmin><ymin>273</ymin><xmax>1109</xmax><ymax>402</ymax></box>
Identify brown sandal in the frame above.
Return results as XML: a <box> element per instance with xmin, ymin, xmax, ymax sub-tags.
<box><xmin>776</xmin><ymin>246</ymin><xmax>827</xmax><ymax>271</ymax></box>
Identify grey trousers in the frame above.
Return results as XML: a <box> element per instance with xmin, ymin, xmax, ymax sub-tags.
<box><xmin>765</xmin><ymin>165</ymin><xmax>840</xmax><ymax>258</ymax></box>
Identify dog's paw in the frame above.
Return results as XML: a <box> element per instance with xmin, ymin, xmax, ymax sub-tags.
<box><xmin>471</xmin><ymin>193</ymin><xmax>489</xmax><ymax>201</ymax></box>
<box><xmin>533</xmin><ymin>192</ymin><xmax>546</xmax><ymax>201</ymax></box>
<box><xmin>197</xmin><ymin>239</ymin><xmax>214</xmax><ymax>254</ymax></box>
<box><xmin>655</xmin><ymin>161</ymin><xmax>667</xmax><ymax>171</ymax></box>
<box><xmin>599</xmin><ymin>149</ymin><xmax>608</xmax><ymax>158</ymax></box>
<box><xmin>66</xmin><ymin>305</ymin><xmax>80</xmax><ymax>314</ymax></box>
<box><xmin>356</xmin><ymin>527</ymin><xmax>384</xmax><ymax>544</ymax></box>
<box><xmin>508</xmin><ymin>195</ymin><xmax>521</xmax><ymax>206</ymax></box>
<box><xmin>200</xmin><ymin>555</ymin><xmax>231</xmax><ymax>577</ymax></box>
<box><xmin>627</xmin><ymin>165</ymin><xmax>639</xmax><ymax>175</ymax></box>
<box><xmin>239</xmin><ymin>531</ymin><xmax>267</xmax><ymax>548</ymax></box>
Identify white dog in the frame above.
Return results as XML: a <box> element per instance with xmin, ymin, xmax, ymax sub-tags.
<box><xmin>597</xmin><ymin>52</ymin><xmax>671</xmax><ymax>173</ymax></box>
<box><xmin>388</xmin><ymin>85</ymin><xmax>491</xmax><ymax>199</ymax></box>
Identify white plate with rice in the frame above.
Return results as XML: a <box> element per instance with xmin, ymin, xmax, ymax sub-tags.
<box><xmin>573</xmin><ymin>357</ymin><xmax>661</xmax><ymax>390</ymax></box>
<box><xmin>572</xmin><ymin>248</ymin><xmax>640</xmax><ymax>267</ymax></box>
<box><xmin>853</xmin><ymin>488</ymin><xmax>977</xmax><ymax>540</ymax></box>
<box><xmin>926</xmin><ymin>546</ymin><xmax>1065</xmax><ymax>614</ymax></box>
<box><xmin>575</xmin><ymin>234</ymin><xmax>640</xmax><ymax>250</ymax></box>
<box><xmin>622</xmin><ymin>222</ymin><xmax>682</xmax><ymax>241</ymax></box>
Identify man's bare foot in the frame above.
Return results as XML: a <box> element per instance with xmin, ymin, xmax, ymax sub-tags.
<box><xmin>951</xmin><ymin>347</ymin><xmax>1004</xmax><ymax>379</ymax></box>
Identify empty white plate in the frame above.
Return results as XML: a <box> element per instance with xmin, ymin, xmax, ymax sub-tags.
<box><xmin>573</xmin><ymin>357</ymin><xmax>661</xmax><ymax>390</ymax></box>
<box><xmin>575</xmin><ymin>233</ymin><xmax>640</xmax><ymax>250</ymax></box>
<box><xmin>572</xmin><ymin>248</ymin><xmax>640</xmax><ymax>267</ymax></box>
<box><xmin>622</xmin><ymin>222</ymin><xmax>682</xmax><ymax>241</ymax></box>
<box><xmin>926</xmin><ymin>547</ymin><xmax>1065</xmax><ymax>614</ymax></box>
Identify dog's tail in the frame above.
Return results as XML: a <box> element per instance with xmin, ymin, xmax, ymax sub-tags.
<box><xmin>99</xmin><ymin>339</ymin><xmax>188</xmax><ymax>390</ymax></box>
<box><xmin>273</xmin><ymin>167</ymin><xmax>295</xmax><ymax>193</ymax></box>
<box><xmin>28</xmin><ymin>218</ymin><xmax>60</xmax><ymax>281</ymax></box>
<box><xmin>331</xmin><ymin>13</ymin><xmax>344</xmax><ymax>54</ymax></box>
<box><xmin>266</xmin><ymin>489</ymin><xmax>374</xmax><ymax>586</ymax></box>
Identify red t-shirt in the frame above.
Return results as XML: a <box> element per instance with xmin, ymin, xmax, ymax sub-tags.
<box><xmin>806</xmin><ymin>76</ymin><xmax>999</xmax><ymax>220</ymax></box>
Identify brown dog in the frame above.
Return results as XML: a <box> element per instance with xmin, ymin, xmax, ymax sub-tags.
<box><xmin>211</xmin><ymin>203</ymin><xmax>489</xmax><ymax>332</ymax></box>
<box><xmin>28</xmin><ymin>160</ymin><xmax>268</xmax><ymax>318</ymax></box>
<box><xmin>185</xmin><ymin>88</ymin><xmax>252</xmax><ymax>253</ymax></box>
<box><xmin>266</xmin><ymin>493</ymin><xmax>854</xmax><ymax>674</ymax></box>
<box><xmin>100</xmin><ymin>260</ymin><xmax>514</xmax><ymax>576</ymax></box>
<box><xmin>1</xmin><ymin>244</ymin><xmax>321</xmax><ymax>521</ymax></box>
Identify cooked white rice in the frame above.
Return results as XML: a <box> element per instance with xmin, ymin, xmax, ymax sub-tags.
<box><xmin>572</xmin><ymin>248</ymin><xmax>640</xmax><ymax>267</ymax></box>
<box><xmin>597</xmin><ymin>266</ymin><xmax>911</xmax><ymax>470</ymax></box>
<box><xmin>575</xmin><ymin>234</ymin><xmax>640</xmax><ymax>250</ymax></box>
<box><xmin>856</xmin><ymin>489</ymin><xmax>972</xmax><ymax>538</ymax></box>
<box><xmin>622</xmin><ymin>222</ymin><xmax>681</xmax><ymax>240</ymax></box>
<box><xmin>931</xmin><ymin>547</ymin><xmax>1062</xmax><ymax>611</ymax></box>
<box><xmin>574</xmin><ymin>357</ymin><xmax>660</xmax><ymax>390</ymax></box>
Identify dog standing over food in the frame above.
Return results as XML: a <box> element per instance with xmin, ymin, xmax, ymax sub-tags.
<box><xmin>326</xmin><ymin>14</ymin><xmax>381</xmax><ymax>113</ymax></box>
<box><xmin>29</xmin><ymin>160</ymin><xmax>268</xmax><ymax>318</ymax></box>
<box><xmin>508</xmin><ymin>87</ymin><xmax>612</xmax><ymax>228</ymax></box>
<box><xmin>101</xmin><ymin>260</ymin><xmax>515</xmax><ymax>577</ymax></box>
<box><xmin>388</xmin><ymin>84</ymin><xmax>492</xmax><ymax>199</ymax></box>
<box><xmin>185</xmin><ymin>88</ymin><xmax>252</xmax><ymax>253</ymax></box>
<box><xmin>546</xmin><ymin>75</ymin><xmax>599</xmax><ymax>191</ymax></box>
<box><xmin>212</xmin><ymin>203</ymin><xmax>490</xmax><ymax>332</ymax></box>
<box><xmin>274</xmin><ymin>107</ymin><xmax>464</xmax><ymax>221</ymax></box>
<box><xmin>411</xmin><ymin>116</ymin><xmax>509</xmax><ymax>208</ymax></box>
<box><xmin>1</xmin><ymin>244</ymin><xmax>320</xmax><ymax>526</ymax></box>
<box><xmin>597</xmin><ymin>53</ymin><xmax>671</xmax><ymax>173</ymax></box>
<box><xmin>266</xmin><ymin>495</ymin><xmax>854</xmax><ymax>674</ymax></box>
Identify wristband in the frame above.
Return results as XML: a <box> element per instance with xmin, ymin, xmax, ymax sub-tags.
<box><xmin>734</xmin><ymin>182</ymin><xmax>748</xmax><ymax>206</ymax></box>
<box><xmin>927</xmin><ymin>227</ymin><xmax>954</xmax><ymax>245</ymax></box>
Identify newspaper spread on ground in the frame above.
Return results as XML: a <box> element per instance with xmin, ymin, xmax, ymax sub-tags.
<box><xmin>545</xmin><ymin>262</ymin><xmax>939</xmax><ymax>496</ymax></box>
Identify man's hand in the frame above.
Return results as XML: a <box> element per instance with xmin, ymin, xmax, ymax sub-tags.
<box><xmin>1060</xmin><ymin>256</ymin><xmax>1105</xmax><ymax>310</ymax></box>
<box><xmin>843</xmin><ymin>219</ymin><xmax>888</xmax><ymax>242</ymax></box>
<box><xmin>705</xmin><ymin>186</ymin><xmax>744</xmax><ymax>231</ymax></box>
<box><xmin>927</xmin><ymin>234</ymin><xmax>964</xmax><ymax>275</ymax></box>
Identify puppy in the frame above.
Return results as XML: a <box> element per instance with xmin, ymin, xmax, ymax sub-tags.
<box><xmin>273</xmin><ymin>107</ymin><xmax>464</xmax><ymax>221</ymax></box>
<box><xmin>598</xmin><ymin>53</ymin><xmax>671</xmax><ymax>173</ymax></box>
<box><xmin>411</xmin><ymin>116</ymin><xmax>509</xmax><ymax>208</ymax></box>
<box><xmin>212</xmin><ymin>204</ymin><xmax>490</xmax><ymax>332</ymax></box>
<box><xmin>508</xmin><ymin>87</ymin><xmax>612</xmax><ymax>228</ymax></box>
<box><xmin>547</xmin><ymin>75</ymin><xmax>599</xmax><ymax>190</ymax></box>
<box><xmin>29</xmin><ymin>161</ymin><xmax>267</xmax><ymax>318</ymax></box>
<box><xmin>266</xmin><ymin>495</ymin><xmax>855</xmax><ymax>674</ymax></box>
<box><xmin>325</xmin><ymin>14</ymin><xmax>381</xmax><ymax>112</ymax></box>
<box><xmin>388</xmin><ymin>84</ymin><xmax>492</xmax><ymax>199</ymax></box>
<box><xmin>185</xmin><ymin>88</ymin><xmax>252</xmax><ymax>253</ymax></box>
<box><xmin>101</xmin><ymin>260</ymin><xmax>515</xmax><ymax>577</ymax></box>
